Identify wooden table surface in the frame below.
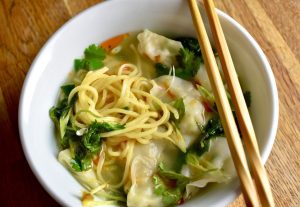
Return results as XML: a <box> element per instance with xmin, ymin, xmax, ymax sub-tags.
<box><xmin>0</xmin><ymin>0</ymin><xmax>299</xmax><ymax>206</ymax></box>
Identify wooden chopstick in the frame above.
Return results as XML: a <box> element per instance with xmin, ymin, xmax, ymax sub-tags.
<box><xmin>187</xmin><ymin>0</ymin><xmax>260</xmax><ymax>206</ymax></box>
<box><xmin>202</xmin><ymin>0</ymin><xmax>275</xmax><ymax>206</ymax></box>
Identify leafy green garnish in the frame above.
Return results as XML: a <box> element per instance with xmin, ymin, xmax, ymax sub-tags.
<box><xmin>185</xmin><ymin>152</ymin><xmax>217</xmax><ymax>172</ymax></box>
<box><xmin>198</xmin><ymin>117</ymin><xmax>224</xmax><ymax>155</ymax></box>
<box><xmin>155</xmin><ymin>46</ymin><xmax>202</xmax><ymax>80</ymax></box>
<box><xmin>176</xmin><ymin>37</ymin><xmax>201</xmax><ymax>56</ymax></box>
<box><xmin>155</xmin><ymin>63</ymin><xmax>171</xmax><ymax>77</ymax></box>
<box><xmin>69</xmin><ymin>121</ymin><xmax>124</xmax><ymax>172</ymax></box>
<box><xmin>198</xmin><ymin>85</ymin><xmax>215</xmax><ymax>105</ymax></box>
<box><xmin>158</xmin><ymin>163</ymin><xmax>190</xmax><ymax>190</ymax></box>
<box><xmin>49</xmin><ymin>85</ymin><xmax>77</xmax><ymax>148</ymax></box>
<box><xmin>192</xmin><ymin>89</ymin><xmax>251</xmax><ymax>155</ymax></box>
<box><xmin>170</xmin><ymin>98</ymin><xmax>185</xmax><ymax>127</ymax></box>
<box><xmin>59</xmin><ymin>107</ymin><xmax>72</xmax><ymax>138</ymax></box>
<box><xmin>176</xmin><ymin>48</ymin><xmax>202</xmax><ymax>79</ymax></box>
<box><xmin>50</xmin><ymin>84</ymin><xmax>124</xmax><ymax>172</ymax></box>
<box><xmin>74</xmin><ymin>44</ymin><xmax>106</xmax><ymax>71</ymax></box>
<box><xmin>71</xmin><ymin>154</ymin><xmax>92</xmax><ymax>172</ymax></box>
<box><xmin>201</xmin><ymin>117</ymin><xmax>224</xmax><ymax>140</ymax></box>
<box><xmin>152</xmin><ymin>163</ymin><xmax>189</xmax><ymax>206</ymax></box>
<box><xmin>153</xmin><ymin>175</ymin><xmax>182</xmax><ymax>206</ymax></box>
<box><xmin>82</xmin><ymin>122</ymin><xmax>103</xmax><ymax>153</ymax></box>
<box><xmin>60</xmin><ymin>84</ymin><xmax>75</xmax><ymax>97</ymax></box>
<box><xmin>83</xmin><ymin>121</ymin><xmax>124</xmax><ymax>154</ymax></box>
<box><xmin>187</xmin><ymin>117</ymin><xmax>224</xmax><ymax>156</ymax></box>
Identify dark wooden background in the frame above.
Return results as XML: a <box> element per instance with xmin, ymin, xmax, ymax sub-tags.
<box><xmin>0</xmin><ymin>0</ymin><xmax>299</xmax><ymax>206</ymax></box>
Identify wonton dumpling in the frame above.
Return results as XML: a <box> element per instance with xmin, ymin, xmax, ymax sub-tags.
<box><xmin>151</xmin><ymin>75</ymin><xmax>207</xmax><ymax>147</ymax></box>
<box><xmin>127</xmin><ymin>142</ymin><xmax>164</xmax><ymax>207</ymax></box>
<box><xmin>137</xmin><ymin>30</ymin><xmax>183</xmax><ymax>66</ymax></box>
<box><xmin>181</xmin><ymin>137</ymin><xmax>236</xmax><ymax>199</ymax></box>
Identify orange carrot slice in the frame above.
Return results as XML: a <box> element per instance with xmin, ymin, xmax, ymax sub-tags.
<box><xmin>100</xmin><ymin>33</ymin><xmax>129</xmax><ymax>51</ymax></box>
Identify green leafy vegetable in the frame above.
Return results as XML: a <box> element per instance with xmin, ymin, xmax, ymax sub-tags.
<box><xmin>198</xmin><ymin>117</ymin><xmax>224</xmax><ymax>155</ymax></box>
<box><xmin>152</xmin><ymin>163</ymin><xmax>189</xmax><ymax>206</ymax></box>
<box><xmin>50</xmin><ymin>83</ymin><xmax>124</xmax><ymax>172</ymax></box>
<box><xmin>193</xmin><ymin>88</ymin><xmax>251</xmax><ymax>155</ymax></box>
<box><xmin>158</xmin><ymin>163</ymin><xmax>189</xmax><ymax>190</ymax></box>
<box><xmin>60</xmin><ymin>84</ymin><xmax>75</xmax><ymax>97</ymax></box>
<box><xmin>82</xmin><ymin>122</ymin><xmax>103</xmax><ymax>153</ymax></box>
<box><xmin>175</xmin><ymin>37</ymin><xmax>201</xmax><ymax>56</ymax></box>
<box><xmin>153</xmin><ymin>175</ymin><xmax>182</xmax><ymax>206</ymax></box>
<box><xmin>185</xmin><ymin>152</ymin><xmax>217</xmax><ymax>172</ymax></box>
<box><xmin>155</xmin><ymin>63</ymin><xmax>171</xmax><ymax>77</ymax></box>
<box><xmin>71</xmin><ymin>154</ymin><xmax>92</xmax><ymax>172</ymax></box>
<box><xmin>187</xmin><ymin>116</ymin><xmax>224</xmax><ymax>156</ymax></box>
<box><xmin>201</xmin><ymin>117</ymin><xmax>224</xmax><ymax>140</ymax></box>
<box><xmin>68</xmin><ymin>134</ymin><xmax>92</xmax><ymax>172</ymax></box>
<box><xmin>49</xmin><ymin>85</ymin><xmax>77</xmax><ymax>148</ymax></box>
<box><xmin>176</xmin><ymin>48</ymin><xmax>201</xmax><ymax>78</ymax></box>
<box><xmin>59</xmin><ymin>107</ymin><xmax>72</xmax><ymax>138</ymax></box>
<box><xmin>198</xmin><ymin>139</ymin><xmax>211</xmax><ymax>156</ymax></box>
<box><xmin>155</xmin><ymin>43</ymin><xmax>202</xmax><ymax>80</ymax></box>
<box><xmin>197</xmin><ymin>85</ymin><xmax>215</xmax><ymax>104</ymax></box>
<box><xmin>170</xmin><ymin>98</ymin><xmax>185</xmax><ymax>127</ymax></box>
<box><xmin>74</xmin><ymin>44</ymin><xmax>106</xmax><ymax>71</ymax></box>
<box><xmin>83</xmin><ymin>121</ymin><xmax>124</xmax><ymax>154</ymax></box>
<box><xmin>69</xmin><ymin>121</ymin><xmax>124</xmax><ymax>172</ymax></box>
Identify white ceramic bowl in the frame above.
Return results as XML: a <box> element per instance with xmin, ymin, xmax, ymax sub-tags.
<box><xmin>19</xmin><ymin>0</ymin><xmax>279</xmax><ymax>206</ymax></box>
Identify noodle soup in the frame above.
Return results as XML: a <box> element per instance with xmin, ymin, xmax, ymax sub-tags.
<box><xmin>49</xmin><ymin>30</ymin><xmax>249</xmax><ymax>207</ymax></box>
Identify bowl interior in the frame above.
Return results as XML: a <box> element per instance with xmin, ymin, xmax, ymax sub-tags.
<box><xmin>19</xmin><ymin>0</ymin><xmax>278</xmax><ymax>206</ymax></box>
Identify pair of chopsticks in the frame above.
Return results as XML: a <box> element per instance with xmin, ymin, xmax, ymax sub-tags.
<box><xmin>188</xmin><ymin>0</ymin><xmax>274</xmax><ymax>206</ymax></box>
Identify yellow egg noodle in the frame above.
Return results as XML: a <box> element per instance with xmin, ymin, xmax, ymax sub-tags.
<box><xmin>67</xmin><ymin>64</ymin><xmax>184</xmax><ymax>189</ymax></box>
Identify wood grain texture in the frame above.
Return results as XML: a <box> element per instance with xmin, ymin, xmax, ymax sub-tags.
<box><xmin>0</xmin><ymin>0</ymin><xmax>299</xmax><ymax>206</ymax></box>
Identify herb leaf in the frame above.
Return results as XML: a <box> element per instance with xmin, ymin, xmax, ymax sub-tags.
<box><xmin>59</xmin><ymin>106</ymin><xmax>72</xmax><ymax>138</ymax></box>
<box><xmin>176</xmin><ymin>37</ymin><xmax>201</xmax><ymax>56</ymax></box>
<box><xmin>198</xmin><ymin>117</ymin><xmax>224</xmax><ymax>155</ymax></box>
<box><xmin>82</xmin><ymin>122</ymin><xmax>102</xmax><ymax>153</ymax></box>
<box><xmin>187</xmin><ymin>117</ymin><xmax>224</xmax><ymax>156</ymax></box>
<box><xmin>74</xmin><ymin>44</ymin><xmax>106</xmax><ymax>71</ymax></box>
<box><xmin>155</xmin><ymin>63</ymin><xmax>170</xmax><ymax>77</ymax></box>
<box><xmin>153</xmin><ymin>175</ymin><xmax>182</xmax><ymax>206</ymax></box>
<box><xmin>82</xmin><ymin>121</ymin><xmax>124</xmax><ymax>154</ymax></box>
<box><xmin>74</xmin><ymin>59</ymin><xmax>87</xmax><ymax>71</ymax></box>
<box><xmin>69</xmin><ymin>121</ymin><xmax>124</xmax><ymax>172</ymax></box>
<box><xmin>60</xmin><ymin>84</ymin><xmax>75</xmax><ymax>97</ymax></box>
<box><xmin>71</xmin><ymin>156</ymin><xmax>92</xmax><ymax>172</ymax></box>
<box><xmin>185</xmin><ymin>152</ymin><xmax>217</xmax><ymax>172</ymax></box>
<box><xmin>49</xmin><ymin>84</ymin><xmax>77</xmax><ymax>148</ymax></box>
<box><xmin>170</xmin><ymin>98</ymin><xmax>185</xmax><ymax>127</ymax></box>
<box><xmin>176</xmin><ymin>48</ymin><xmax>201</xmax><ymax>78</ymax></box>
<box><xmin>197</xmin><ymin>85</ymin><xmax>215</xmax><ymax>104</ymax></box>
<box><xmin>152</xmin><ymin>163</ymin><xmax>189</xmax><ymax>206</ymax></box>
<box><xmin>201</xmin><ymin>117</ymin><xmax>224</xmax><ymax>140</ymax></box>
<box><xmin>84</xmin><ymin>44</ymin><xmax>106</xmax><ymax>59</ymax></box>
<box><xmin>155</xmin><ymin>47</ymin><xmax>202</xmax><ymax>80</ymax></box>
<box><xmin>158</xmin><ymin>163</ymin><xmax>190</xmax><ymax>190</ymax></box>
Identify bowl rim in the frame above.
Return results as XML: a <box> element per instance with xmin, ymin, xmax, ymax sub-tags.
<box><xmin>18</xmin><ymin>1</ymin><xmax>279</xmax><ymax>206</ymax></box>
